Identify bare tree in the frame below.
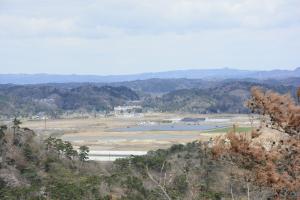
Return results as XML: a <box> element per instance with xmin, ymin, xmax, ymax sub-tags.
<box><xmin>146</xmin><ymin>164</ymin><xmax>172</xmax><ymax>200</ymax></box>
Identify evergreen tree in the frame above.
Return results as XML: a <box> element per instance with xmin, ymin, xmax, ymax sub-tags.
<box><xmin>78</xmin><ymin>145</ymin><xmax>89</xmax><ymax>162</ymax></box>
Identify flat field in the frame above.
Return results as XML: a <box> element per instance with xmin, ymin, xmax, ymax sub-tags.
<box><xmin>22</xmin><ymin>113</ymin><xmax>255</xmax><ymax>151</ymax></box>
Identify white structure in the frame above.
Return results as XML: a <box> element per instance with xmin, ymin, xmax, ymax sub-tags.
<box><xmin>114</xmin><ymin>105</ymin><xmax>142</xmax><ymax>115</ymax></box>
<box><xmin>88</xmin><ymin>150</ymin><xmax>147</xmax><ymax>161</ymax></box>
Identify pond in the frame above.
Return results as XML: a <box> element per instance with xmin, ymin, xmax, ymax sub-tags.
<box><xmin>113</xmin><ymin>124</ymin><xmax>225</xmax><ymax>132</ymax></box>
<box><xmin>62</xmin><ymin>133</ymin><xmax>205</xmax><ymax>142</ymax></box>
<box><xmin>61</xmin><ymin>124</ymin><xmax>228</xmax><ymax>142</ymax></box>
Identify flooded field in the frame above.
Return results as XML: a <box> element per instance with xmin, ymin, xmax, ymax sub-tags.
<box><xmin>22</xmin><ymin>113</ymin><xmax>255</xmax><ymax>160</ymax></box>
<box><xmin>113</xmin><ymin>124</ymin><xmax>225</xmax><ymax>132</ymax></box>
<box><xmin>62</xmin><ymin>132</ymin><xmax>209</xmax><ymax>142</ymax></box>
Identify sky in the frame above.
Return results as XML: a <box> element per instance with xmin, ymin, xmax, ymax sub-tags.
<box><xmin>0</xmin><ymin>0</ymin><xmax>300</xmax><ymax>75</ymax></box>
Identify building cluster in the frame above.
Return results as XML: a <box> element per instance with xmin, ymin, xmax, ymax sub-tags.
<box><xmin>113</xmin><ymin>105</ymin><xmax>142</xmax><ymax>115</ymax></box>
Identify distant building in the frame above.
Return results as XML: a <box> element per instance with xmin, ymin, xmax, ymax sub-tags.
<box><xmin>114</xmin><ymin>105</ymin><xmax>142</xmax><ymax>115</ymax></box>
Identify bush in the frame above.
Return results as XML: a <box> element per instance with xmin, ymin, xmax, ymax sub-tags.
<box><xmin>122</xmin><ymin>176</ymin><xmax>146</xmax><ymax>196</ymax></box>
<box><xmin>198</xmin><ymin>191</ymin><xmax>223</xmax><ymax>200</ymax></box>
<box><xmin>131</xmin><ymin>151</ymin><xmax>169</xmax><ymax>172</ymax></box>
<box><xmin>23</xmin><ymin>144</ymin><xmax>37</xmax><ymax>162</ymax></box>
<box><xmin>21</xmin><ymin>167</ymin><xmax>41</xmax><ymax>185</ymax></box>
<box><xmin>169</xmin><ymin>144</ymin><xmax>184</xmax><ymax>153</ymax></box>
<box><xmin>172</xmin><ymin>174</ymin><xmax>188</xmax><ymax>194</ymax></box>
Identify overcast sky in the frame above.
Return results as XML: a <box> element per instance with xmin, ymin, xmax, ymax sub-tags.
<box><xmin>0</xmin><ymin>0</ymin><xmax>300</xmax><ymax>75</ymax></box>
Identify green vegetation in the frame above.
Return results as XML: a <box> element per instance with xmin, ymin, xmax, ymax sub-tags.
<box><xmin>78</xmin><ymin>145</ymin><xmax>89</xmax><ymax>162</ymax></box>
<box><xmin>1</xmin><ymin>122</ymin><xmax>268</xmax><ymax>199</ymax></box>
<box><xmin>13</xmin><ymin>117</ymin><xmax>22</xmax><ymax>128</ymax></box>
<box><xmin>142</xmin><ymin>81</ymin><xmax>297</xmax><ymax>113</ymax></box>
<box><xmin>0</xmin><ymin>85</ymin><xmax>139</xmax><ymax>117</ymax></box>
<box><xmin>0</xmin><ymin>125</ymin><xmax>7</xmax><ymax>139</ymax></box>
<box><xmin>0</xmin><ymin>87</ymin><xmax>299</xmax><ymax>199</ymax></box>
<box><xmin>205</xmin><ymin>126</ymin><xmax>253</xmax><ymax>133</ymax></box>
<box><xmin>0</xmin><ymin>79</ymin><xmax>297</xmax><ymax>117</ymax></box>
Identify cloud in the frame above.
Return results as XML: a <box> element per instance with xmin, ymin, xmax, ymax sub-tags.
<box><xmin>0</xmin><ymin>15</ymin><xmax>76</xmax><ymax>38</ymax></box>
<box><xmin>1</xmin><ymin>0</ymin><xmax>300</xmax><ymax>39</ymax></box>
<box><xmin>0</xmin><ymin>0</ymin><xmax>299</xmax><ymax>73</ymax></box>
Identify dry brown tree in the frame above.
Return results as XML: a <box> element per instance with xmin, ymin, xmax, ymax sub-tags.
<box><xmin>212</xmin><ymin>87</ymin><xmax>300</xmax><ymax>199</ymax></box>
<box><xmin>247</xmin><ymin>87</ymin><xmax>300</xmax><ymax>136</ymax></box>
<box><xmin>297</xmin><ymin>87</ymin><xmax>300</xmax><ymax>104</ymax></box>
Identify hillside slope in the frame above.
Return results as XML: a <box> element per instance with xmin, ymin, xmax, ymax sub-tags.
<box><xmin>0</xmin><ymin>79</ymin><xmax>297</xmax><ymax>116</ymax></box>
<box><xmin>0</xmin><ymin>85</ymin><xmax>139</xmax><ymax>117</ymax></box>
<box><xmin>0</xmin><ymin>126</ymin><xmax>273</xmax><ymax>200</ymax></box>
<box><xmin>0</xmin><ymin>87</ymin><xmax>299</xmax><ymax>199</ymax></box>
<box><xmin>143</xmin><ymin>81</ymin><xmax>296</xmax><ymax>113</ymax></box>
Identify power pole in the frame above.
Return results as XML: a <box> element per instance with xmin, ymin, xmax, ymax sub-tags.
<box><xmin>44</xmin><ymin>116</ymin><xmax>47</xmax><ymax>130</ymax></box>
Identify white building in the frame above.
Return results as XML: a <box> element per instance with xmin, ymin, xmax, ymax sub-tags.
<box><xmin>114</xmin><ymin>105</ymin><xmax>142</xmax><ymax>115</ymax></box>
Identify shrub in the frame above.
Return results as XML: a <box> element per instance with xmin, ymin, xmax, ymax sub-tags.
<box><xmin>78</xmin><ymin>145</ymin><xmax>89</xmax><ymax>161</ymax></box>
<box><xmin>247</xmin><ymin>87</ymin><xmax>300</xmax><ymax>136</ymax></box>
<box><xmin>172</xmin><ymin>174</ymin><xmax>188</xmax><ymax>194</ymax></box>
<box><xmin>122</xmin><ymin>176</ymin><xmax>146</xmax><ymax>196</ymax></box>
<box><xmin>212</xmin><ymin>87</ymin><xmax>300</xmax><ymax>198</ymax></box>
<box><xmin>23</xmin><ymin>144</ymin><xmax>37</xmax><ymax>162</ymax></box>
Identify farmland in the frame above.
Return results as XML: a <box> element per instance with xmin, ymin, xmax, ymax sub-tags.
<box><xmin>22</xmin><ymin>113</ymin><xmax>255</xmax><ymax>152</ymax></box>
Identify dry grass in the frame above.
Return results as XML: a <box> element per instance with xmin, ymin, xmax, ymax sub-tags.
<box><xmin>22</xmin><ymin>113</ymin><xmax>254</xmax><ymax>151</ymax></box>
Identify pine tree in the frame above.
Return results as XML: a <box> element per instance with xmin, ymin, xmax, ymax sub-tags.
<box><xmin>78</xmin><ymin>145</ymin><xmax>89</xmax><ymax>162</ymax></box>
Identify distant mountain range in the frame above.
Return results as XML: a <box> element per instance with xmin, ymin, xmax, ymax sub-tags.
<box><xmin>0</xmin><ymin>67</ymin><xmax>299</xmax><ymax>84</ymax></box>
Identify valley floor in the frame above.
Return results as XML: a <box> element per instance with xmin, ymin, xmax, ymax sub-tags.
<box><xmin>21</xmin><ymin>113</ymin><xmax>256</xmax><ymax>154</ymax></box>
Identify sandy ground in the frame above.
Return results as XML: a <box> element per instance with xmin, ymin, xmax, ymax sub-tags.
<box><xmin>22</xmin><ymin>113</ymin><xmax>255</xmax><ymax>151</ymax></box>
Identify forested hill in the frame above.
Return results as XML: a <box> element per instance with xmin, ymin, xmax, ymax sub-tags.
<box><xmin>142</xmin><ymin>81</ymin><xmax>297</xmax><ymax>113</ymax></box>
<box><xmin>110</xmin><ymin>77</ymin><xmax>300</xmax><ymax>94</ymax></box>
<box><xmin>31</xmin><ymin>77</ymin><xmax>300</xmax><ymax>94</ymax></box>
<box><xmin>0</xmin><ymin>79</ymin><xmax>297</xmax><ymax>117</ymax></box>
<box><xmin>0</xmin><ymin>85</ymin><xmax>139</xmax><ymax>117</ymax></box>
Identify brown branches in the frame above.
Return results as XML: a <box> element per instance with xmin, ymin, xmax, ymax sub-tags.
<box><xmin>212</xmin><ymin>130</ymin><xmax>299</xmax><ymax>197</ymax></box>
<box><xmin>146</xmin><ymin>165</ymin><xmax>172</xmax><ymax>200</ymax></box>
<box><xmin>211</xmin><ymin>87</ymin><xmax>300</xmax><ymax>198</ymax></box>
<box><xmin>247</xmin><ymin>87</ymin><xmax>300</xmax><ymax>136</ymax></box>
<box><xmin>297</xmin><ymin>87</ymin><xmax>300</xmax><ymax>103</ymax></box>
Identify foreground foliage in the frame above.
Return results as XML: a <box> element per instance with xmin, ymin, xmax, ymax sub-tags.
<box><xmin>213</xmin><ymin>87</ymin><xmax>300</xmax><ymax>199</ymax></box>
<box><xmin>0</xmin><ymin>87</ymin><xmax>299</xmax><ymax>199</ymax></box>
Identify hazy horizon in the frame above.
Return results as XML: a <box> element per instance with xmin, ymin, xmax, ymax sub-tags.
<box><xmin>0</xmin><ymin>66</ymin><xmax>299</xmax><ymax>76</ymax></box>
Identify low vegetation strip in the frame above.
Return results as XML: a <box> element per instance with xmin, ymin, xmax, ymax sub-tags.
<box><xmin>205</xmin><ymin>126</ymin><xmax>253</xmax><ymax>133</ymax></box>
